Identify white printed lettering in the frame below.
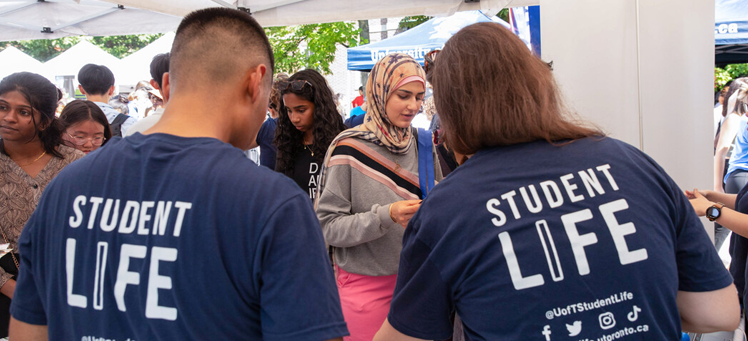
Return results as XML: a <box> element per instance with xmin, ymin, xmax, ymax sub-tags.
<box><xmin>487</xmin><ymin>198</ymin><xmax>507</xmax><ymax>227</ymax></box>
<box><xmin>596</xmin><ymin>164</ymin><xmax>619</xmax><ymax>190</ymax></box>
<box><xmin>560</xmin><ymin>174</ymin><xmax>584</xmax><ymax>203</ymax></box>
<box><xmin>145</xmin><ymin>247</ymin><xmax>178</xmax><ymax>321</ymax></box>
<box><xmin>93</xmin><ymin>242</ymin><xmax>108</xmax><ymax>310</ymax></box>
<box><xmin>137</xmin><ymin>201</ymin><xmax>155</xmax><ymax>235</ymax></box>
<box><xmin>118</xmin><ymin>201</ymin><xmax>140</xmax><ymax>234</ymax></box>
<box><xmin>519</xmin><ymin>185</ymin><xmax>543</xmax><ymax>213</ymax></box>
<box><xmin>100</xmin><ymin>199</ymin><xmax>120</xmax><ymax>232</ymax></box>
<box><xmin>87</xmin><ymin>197</ymin><xmax>104</xmax><ymax>230</ymax></box>
<box><xmin>152</xmin><ymin>201</ymin><xmax>172</xmax><ymax>236</ymax></box>
<box><xmin>500</xmin><ymin>190</ymin><xmax>522</xmax><ymax>219</ymax></box>
<box><xmin>540</xmin><ymin>180</ymin><xmax>564</xmax><ymax>209</ymax></box>
<box><xmin>114</xmin><ymin>244</ymin><xmax>147</xmax><ymax>312</ymax></box>
<box><xmin>600</xmin><ymin>199</ymin><xmax>648</xmax><ymax>265</ymax></box>
<box><xmin>562</xmin><ymin>209</ymin><xmax>597</xmax><ymax>275</ymax></box>
<box><xmin>578</xmin><ymin>169</ymin><xmax>605</xmax><ymax>197</ymax></box>
<box><xmin>66</xmin><ymin>238</ymin><xmax>87</xmax><ymax>308</ymax></box>
<box><xmin>499</xmin><ymin>232</ymin><xmax>544</xmax><ymax>290</ymax></box>
<box><xmin>172</xmin><ymin>202</ymin><xmax>192</xmax><ymax>237</ymax></box>
<box><xmin>69</xmin><ymin>195</ymin><xmax>86</xmax><ymax>228</ymax></box>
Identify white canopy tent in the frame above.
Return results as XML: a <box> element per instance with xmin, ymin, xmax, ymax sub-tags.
<box><xmin>0</xmin><ymin>0</ymin><xmax>718</xmax><ymax>237</ymax></box>
<box><xmin>0</xmin><ymin>46</ymin><xmax>50</xmax><ymax>80</ymax></box>
<box><xmin>118</xmin><ymin>32</ymin><xmax>175</xmax><ymax>86</ymax></box>
<box><xmin>0</xmin><ymin>0</ymin><xmax>182</xmax><ymax>42</ymax></box>
<box><xmin>44</xmin><ymin>40</ymin><xmax>122</xmax><ymax>78</ymax></box>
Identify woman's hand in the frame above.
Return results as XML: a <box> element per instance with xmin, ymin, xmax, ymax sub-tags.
<box><xmin>389</xmin><ymin>200</ymin><xmax>422</xmax><ymax>228</ymax></box>
<box><xmin>685</xmin><ymin>188</ymin><xmax>713</xmax><ymax>216</ymax></box>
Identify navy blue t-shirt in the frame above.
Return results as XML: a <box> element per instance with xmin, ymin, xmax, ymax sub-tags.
<box><xmin>344</xmin><ymin>114</ymin><xmax>365</xmax><ymax>128</ymax></box>
<box><xmin>11</xmin><ymin>133</ymin><xmax>347</xmax><ymax>340</ymax></box>
<box><xmin>388</xmin><ymin>137</ymin><xmax>731</xmax><ymax>341</ymax></box>
<box><xmin>731</xmin><ymin>184</ymin><xmax>748</xmax><ymax>308</ymax></box>
<box><xmin>257</xmin><ymin>117</ymin><xmax>278</xmax><ymax>169</ymax></box>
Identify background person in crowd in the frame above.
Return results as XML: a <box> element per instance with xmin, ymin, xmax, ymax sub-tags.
<box><xmin>345</xmin><ymin>98</ymin><xmax>366</xmax><ymax>128</ymax></box>
<box><xmin>78</xmin><ymin>64</ymin><xmax>136</xmax><ymax>137</ymax></box>
<box><xmin>315</xmin><ymin>53</ymin><xmax>443</xmax><ymax>341</ymax></box>
<box><xmin>374</xmin><ymin>22</ymin><xmax>739</xmax><ymax>341</ymax></box>
<box><xmin>59</xmin><ymin>100</ymin><xmax>111</xmax><ymax>155</ymax></box>
<box><xmin>351</xmin><ymin>86</ymin><xmax>363</xmax><ymax>108</ymax></box>
<box><xmin>274</xmin><ymin>69</ymin><xmax>346</xmax><ymax>200</ymax></box>
<box><xmin>0</xmin><ymin>72</ymin><xmax>84</xmax><ymax>338</ymax></box>
<box><xmin>107</xmin><ymin>94</ymin><xmax>129</xmax><ymax>116</ymax></box>
<box><xmin>124</xmin><ymin>53</ymin><xmax>170</xmax><ymax>137</ymax></box>
<box><xmin>713</xmin><ymin>78</ymin><xmax>748</xmax><ymax>254</ymax></box>
<box><xmin>246</xmin><ymin>73</ymin><xmax>287</xmax><ymax>169</ymax></box>
<box><xmin>9</xmin><ymin>8</ymin><xmax>347</xmax><ymax>341</ymax></box>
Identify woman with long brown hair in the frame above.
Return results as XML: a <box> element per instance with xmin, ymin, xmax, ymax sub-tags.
<box><xmin>375</xmin><ymin>22</ymin><xmax>738</xmax><ymax>341</ymax></box>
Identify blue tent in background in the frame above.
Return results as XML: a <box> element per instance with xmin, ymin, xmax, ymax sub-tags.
<box><xmin>716</xmin><ymin>0</ymin><xmax>748</xmax><ymax>66</ymax></box>
<box><xmin>347</xmin><ymin>11</ymin><xmax>510</xmax><ymax>71</ymax></box>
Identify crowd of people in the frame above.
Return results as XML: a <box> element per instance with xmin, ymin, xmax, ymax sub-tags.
<box><xmin>0</xmin><ymin>7</ymin><xmax>741</xmax><ymax>341</ymax></box>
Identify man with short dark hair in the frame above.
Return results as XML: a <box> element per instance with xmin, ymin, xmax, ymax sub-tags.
<box><xmin>124</xmin><ymin>53</ymin><xmax>170</xmax><ymax>137</ymax></box>
<box><xmin>10</xmin><ymin>8</ymin><xmax>348</xmax><ymax>341</ymax></box>
<box><xmin>351</xmin><ymin>86</ymin><xmax>364</xmax><ymax>108</ymax></box>
<box><xmin>78</xmin><ymin>63</ymin><xmax>136</xmax><ymax>137</ymax></box>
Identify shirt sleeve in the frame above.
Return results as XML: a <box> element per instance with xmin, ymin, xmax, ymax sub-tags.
<box><xmin>257</xmin><ymin>193</ymin><xmax>349</xmax><ymax>341</ymax></box>
<box><xmin>387</xmin><ymin>215</ymin><xmax>453</xmax><ymax>340</ymax></box>
<box><xmin>10</xmin><ymin>200</ymin><xmax>48</xmax><ymax>325</ymax></box>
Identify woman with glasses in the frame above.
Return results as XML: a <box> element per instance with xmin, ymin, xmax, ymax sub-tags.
<box><xmin>274</xmin><ymin>69</ymin><xmax>346</xmax><ymax>200</ymax></box>
<box><xmin>315</xmin><ymin>53</ymin><xmax>443</xmax><ymax>341</ymax></box>
<box><xmin>60</xmin><ymin>100</ymin><xmax>112</xmax><ymax>155</ymax></box>
<box><xmin>0</xmin><ymin>72</ymin><xmax>83</xmax><ymax>337</ymax></box>
<box><xmin>373</xmin><ymin>23</ymin><xmax>739</xmax><ymax>341</ymax></box>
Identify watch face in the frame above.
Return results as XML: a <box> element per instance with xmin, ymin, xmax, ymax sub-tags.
<box><xmin>707</xmin><ymin>207</ymin><xmax>721</xmax><ymax>219</ymax></box>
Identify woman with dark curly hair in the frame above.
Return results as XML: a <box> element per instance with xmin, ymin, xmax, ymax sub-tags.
<box><xmin>274</xmin><ymin>69</ymin><xmax>346</xmax><ymax>199</ymax></box>
<box><xmin>59</xmin><ymin>99</ymin><xmax>112</xmax><ymax>155</ymax></box>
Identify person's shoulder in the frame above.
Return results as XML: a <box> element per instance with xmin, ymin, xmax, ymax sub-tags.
<box><xmin>57</xmin><ymin>144</ymin><xmax>85</xmax><ymax>163</ymax></box>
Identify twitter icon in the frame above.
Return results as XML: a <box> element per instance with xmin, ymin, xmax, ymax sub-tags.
<box><xmin>566</xmin><ymin>321</ymin><xmax>582</xmax><ymax>337</ymax></box>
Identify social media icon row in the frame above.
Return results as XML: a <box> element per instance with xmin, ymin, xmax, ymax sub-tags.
<box><xmin>542</xmin><ymin>305</ymin><xmax>642</xmax><ymax>339</ymax></box>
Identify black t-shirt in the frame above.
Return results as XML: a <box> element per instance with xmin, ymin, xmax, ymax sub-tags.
<box><xmin>291</xmin><ymin>146</ymin><xmax>321</xmax><ymax>200</ymax></box>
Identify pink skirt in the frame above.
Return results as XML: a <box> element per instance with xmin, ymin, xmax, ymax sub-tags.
<box><xmin>336</xmin><ymin>266</ymin><xmax>398</xmax><ymax>341</ymax></box>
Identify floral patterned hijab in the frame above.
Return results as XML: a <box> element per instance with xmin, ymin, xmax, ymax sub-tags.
<box><xmin>315</xmin><ymin>53</ymin><xmax>425</xmax><ymax>208</ymax></box>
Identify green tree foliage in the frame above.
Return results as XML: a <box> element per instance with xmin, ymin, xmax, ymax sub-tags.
<box><xmin>397</xmin><ymin>16</ymin><xmax>432</xmax><ymax>32</ymax></box>
<box><xmin>1</xmin><ymin>34</ymin><xmax>162</xmax><ymax>62</ymax></box>
<box><xmin>266</xmin><ymin>21</ymin><xmax>360</xmax><ymax>75</ymax></box>
<box><xmin>715</xmin><ymin>64</ymin><xmax>748</xmax><ymax>91</ymax></box>
<box><xmin>2</xmin><ymin>36</ymin><xmax>81</xmax><ymax>62</ymax></box>
<box><xmin>90</xmin><ymin>34</ymin><xmax>163</xmax><ymax>58</ymax></box>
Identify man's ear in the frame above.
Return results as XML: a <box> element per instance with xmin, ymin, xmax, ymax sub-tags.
<box><xmin>149</xmin><ymin>79</ymin><xmax>160</xmax><ymax>90</ymax></box>
<box><xmin>107</xmin><ymin>85</ymin><xmax>115</xmax><ymax>96</ymax></box>
<box><xmin>245</xmin><ymin>64</ymin><xmax>268</xmax><ymax>104</ymax></box>
<box><xmin>161</xmin><ymin>73</ymin><xmax>170</xmax><ymax>103</ymax></box>
<box><xmin>78</xmin><ymin>85</ymin><xmax>87</xmax><ymax>95</ymax></box>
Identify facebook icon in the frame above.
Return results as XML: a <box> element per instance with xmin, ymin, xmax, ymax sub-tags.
<box><xmin>542</xmin><ymin>325</ymin><xmax>552</xmax><ymax>340</ymax></box>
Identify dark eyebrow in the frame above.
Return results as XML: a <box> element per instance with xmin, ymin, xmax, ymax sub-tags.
<box><xmin>0</xmin><ymin>100</ymin><xmax>32</xmax><ymax>110</ymax></box>
<box><xmin>290</xmin><ymin>105</ymin><xmax>308</xmax><ymax>110</ymax></box>
<box><xmin>396</xmin><ymin>89</ymin><xmax>426</xmax><ymax>96</ymax></box>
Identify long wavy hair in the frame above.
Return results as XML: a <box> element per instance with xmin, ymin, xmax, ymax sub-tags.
<box><xmin>274</xmin><ymin>69</ymin><xmax>346</xmax><ymax>176</ymax></box>
<box><xmin>0</xmin><ymin>72</ymin><xmax>64</xmax><ymax>158</ymax></box>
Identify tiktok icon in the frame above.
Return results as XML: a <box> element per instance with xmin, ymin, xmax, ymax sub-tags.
<box><xmin>542</xmin><ymin>325</ymin><xmax>552</xmax><ymax>340</ymax></box>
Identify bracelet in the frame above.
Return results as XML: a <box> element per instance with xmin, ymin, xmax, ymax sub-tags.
<box><xmin>389</xmin><ymin>204</ymin><xmax>396</xmax><ymax>223</ymax></box>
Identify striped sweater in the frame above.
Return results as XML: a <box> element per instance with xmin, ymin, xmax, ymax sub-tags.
<box><xmin>316</xmin><ymin>137</ymin><xmax>442</xmax><ymax>276</ymax></box>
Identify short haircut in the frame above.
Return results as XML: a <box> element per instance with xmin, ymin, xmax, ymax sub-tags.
<box><xmin>169</xmin><ymin>8</ymin><xmax>274</xmax><ymax>92</ymax></box>
<box><xmin>150</xmin><ymin>53</ymin><xmax>170</xmax><ymax>89</ymax></box>
<box><xmin>78</xmin><ymin>64</ymin><xmax>115</xmax><ymax>95</ymax></box>
<box><xmin>431</xmin><ymin>22</ymin><xmax>602</xmax><ymax>155</ymax></box>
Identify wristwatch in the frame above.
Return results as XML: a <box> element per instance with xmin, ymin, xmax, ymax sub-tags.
<box><xmin>706</xmin><ymin>203</ymin><xmax>725</xmax><ymax>222</ymax></box>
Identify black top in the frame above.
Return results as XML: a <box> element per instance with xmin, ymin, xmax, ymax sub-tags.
<box><xmin>290</xmin><ymin>146</ymin><xmax>321</xmax><ymax>200</ymax></box>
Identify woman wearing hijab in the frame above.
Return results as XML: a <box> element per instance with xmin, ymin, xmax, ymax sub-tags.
<box><xmin>315</xmin><ymin>53</ymin><xmax>443</xmax><ymax>341</ymax></box>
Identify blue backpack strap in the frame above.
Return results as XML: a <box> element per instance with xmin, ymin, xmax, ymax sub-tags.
<box><xmin>417</xmin><ymin>128</ymin><xmax>435</xmax><ymax>199</ymax></box>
